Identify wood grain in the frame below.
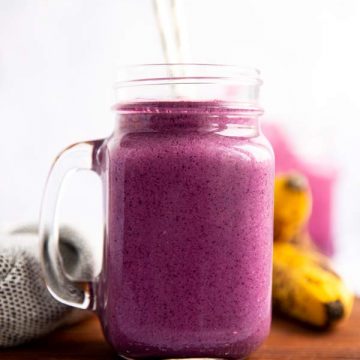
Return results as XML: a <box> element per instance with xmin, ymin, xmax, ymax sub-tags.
<box><xmin>1</xmin><ymin>299</ymin><xmax>359</xmax><ymax>360</ymax></box>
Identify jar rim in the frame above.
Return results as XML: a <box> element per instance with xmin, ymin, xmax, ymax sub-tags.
<box><xmin>115</xmin><ymin>63</ymin><xmax>262</xmax><ymax>88</ymax></box>
<box><xmin>114</xmin><ymin>64</ymin><xmax>262</xmax><ymax>108</ymax></box>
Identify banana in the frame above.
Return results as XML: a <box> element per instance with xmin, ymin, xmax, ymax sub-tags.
<box><xmin>272</xmin><ymin>172</ymin><xmax>354</xmax><ymax>328</ymax></box>
<box><xmin>274</xmin><ymin>173</ymin><xmax>312</xmax><ymax>243</ymax></box>
<box><xmin>272</xmin><ymin>241</ymin><xmax>354</xmax><ymax>328</ymax></box>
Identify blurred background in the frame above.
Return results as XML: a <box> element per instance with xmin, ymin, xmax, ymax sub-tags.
<box><xmin>0</xmin><ymin>0</ymin><xmax>359</xmax><ymax>292</ymax></box>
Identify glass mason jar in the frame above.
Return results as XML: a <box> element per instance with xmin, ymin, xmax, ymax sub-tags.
<box><xmin>40</xmin><ymin>64</ymin><xmax>274</xmax><ymax>359</ymax></box>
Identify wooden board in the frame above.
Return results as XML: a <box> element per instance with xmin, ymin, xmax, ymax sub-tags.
<box><xmin>1</xmin><ymin>299</ymin><xmax>359</xmax><ymax>359</ymax></box>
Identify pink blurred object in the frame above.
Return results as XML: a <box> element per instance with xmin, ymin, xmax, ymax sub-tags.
<box><xmin>262</xmin><ymin>122</ymin><xmax>337</xmax><ymax>255</ymax></box>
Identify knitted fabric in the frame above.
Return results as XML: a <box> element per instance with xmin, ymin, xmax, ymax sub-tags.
<box><xmin>0</xmin><ymin>226</ymin><xmax>92</xmax><ymax>347</ymax></box>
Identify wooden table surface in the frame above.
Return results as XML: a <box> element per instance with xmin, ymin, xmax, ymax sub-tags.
<box><xmin>1</xmin><ymin>299</ymin><xmax>359</xmax><ymax>360</ymax></box>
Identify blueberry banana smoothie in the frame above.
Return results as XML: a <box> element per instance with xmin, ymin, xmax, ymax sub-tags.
<box><xmin>96</xmin><ymin>100</ymin><xmax>274</xmax><ymax>359</ymax></box>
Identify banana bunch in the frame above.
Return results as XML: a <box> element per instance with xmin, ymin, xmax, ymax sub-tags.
<box><xmin>273</xmin><ymin>173</ymin><xmax>354</xmax><ymax>328</ymax></box>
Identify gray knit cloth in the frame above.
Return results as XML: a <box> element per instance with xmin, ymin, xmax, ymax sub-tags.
<box><xmin>0</xmin><ymin>225</ymin><xmax>92</xmax><ymax>347</ymax></box>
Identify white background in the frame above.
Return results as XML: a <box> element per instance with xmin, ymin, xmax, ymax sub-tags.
<box><xmin>1</xmin><ymin>0</ymin><xmax>360</xmax><ymax>291</ymax></box>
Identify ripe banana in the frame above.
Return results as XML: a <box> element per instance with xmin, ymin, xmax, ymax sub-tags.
<box><xmin>273</xmin><ymin>241</ymin><xmax>354</xmax><ymax>328</ymax></box>
<box><xmin>274</xmin><ymin>173</ymin><xmax>312</xmax><ymax>243</ymax></box>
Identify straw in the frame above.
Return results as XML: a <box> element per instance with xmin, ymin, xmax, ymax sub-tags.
<box><xmin>152</xmin><ymin>0</ymin><xmax>187</xmax><ymax>79</ymax></box>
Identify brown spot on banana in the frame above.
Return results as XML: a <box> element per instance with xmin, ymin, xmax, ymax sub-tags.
<box><xmin>325</xmin><ymin>300</ymin><xmax>344</xmax><ymax>327</ymax></box>
<box><xmin>285</xmin><ymin>173</ymin><xmax>309</xmax><ymax>191</ymax></box>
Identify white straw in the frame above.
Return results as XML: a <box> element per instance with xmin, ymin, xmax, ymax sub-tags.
<box><xmin>152</xmin><ymin>0</ymin><xmax>187</xmax><ymax>77</ymax></box>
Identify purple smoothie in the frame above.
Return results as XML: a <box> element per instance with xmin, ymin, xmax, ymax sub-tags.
<box><xmin>96</xmin><ymin>101</ymin><xmax>274</xmax><ymax>359</ymax></box>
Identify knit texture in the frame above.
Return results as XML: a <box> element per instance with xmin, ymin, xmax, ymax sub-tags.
<box><xmin>0</xmin><ymin>225</ymin><xmax>92</xmax><ymax>347</ymax></box>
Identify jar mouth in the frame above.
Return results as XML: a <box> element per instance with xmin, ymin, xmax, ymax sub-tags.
<box><xmin>114</xmin><ymin>63</ymin><xmax>262</xmax><ymax>110</ymax></box>
<box><xmin>115</xmin><ymin>63</ymin><xmax>262</xmax><ymax>87</ymax></box>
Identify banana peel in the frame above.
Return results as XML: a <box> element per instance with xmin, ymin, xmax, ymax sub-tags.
<box><xmin>273</xmin><ymin>242</ymin><xmax>354</xmax><ymax>328</ymax></box>
<box><xmin>274</xmin><ymin>173</ymin><xmax>312</xmax><ymax>243</ymax></box>
<box><xmin>272</xmin><ymin>172</ymin><xmax>354</xmax><ymax>328</ymax></box>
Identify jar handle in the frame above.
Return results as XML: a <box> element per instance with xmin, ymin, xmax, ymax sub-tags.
<box><xmin>39</xmin><ymin>140</ymin><xmax>104</xmax><ymax>310</ymax></box>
